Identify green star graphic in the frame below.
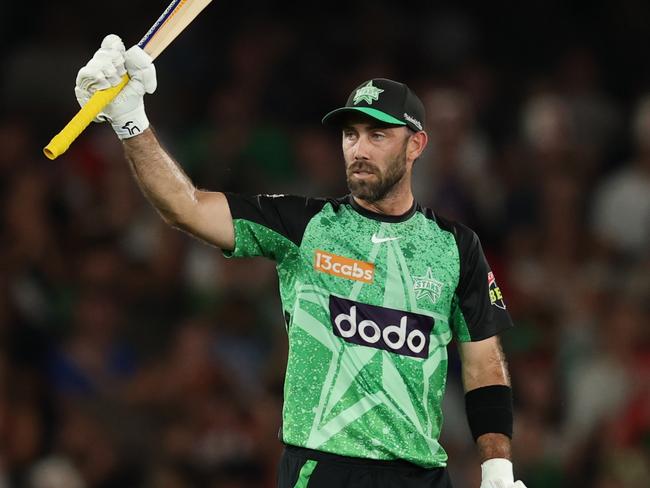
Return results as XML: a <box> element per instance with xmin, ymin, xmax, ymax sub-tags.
<box><xmin>353</xmin><ymin>81</ymin><xmax>384</xmax><ymax>105</ymax></box>
<box><xmin>412</xmin><ymin>268</ymin><xmax>444</xmax><ymax>305</ymax></box>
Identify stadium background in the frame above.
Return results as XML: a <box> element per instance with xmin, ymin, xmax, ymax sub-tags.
<box><xmin>1</xmin><ymin>1</ymin><xmax>649</xmax><ymax>486</ymax></box>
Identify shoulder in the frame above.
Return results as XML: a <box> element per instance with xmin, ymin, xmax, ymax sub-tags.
<box><xmin>224</xmin><ymin>193</ymin><xmax>349</xmax><ymax>247</ymax></box>
<box><xmin>225</xmin><ymin>193</ymin><xmax>334</xmax><ymax>214</ymax></box>
<box><xmin>271</xmin><ymin>194</ymin><xmax>349</xmax><ymax>218</ymax></box>
<box><xmin>415</xmin><ymin>204</ymin><xmax>479</xmax><ymax>250</ymax></box>
<box><xmin>290</xmin><ymin>194</ymin><xmax>355</xmax><ymax>215</ymax></box>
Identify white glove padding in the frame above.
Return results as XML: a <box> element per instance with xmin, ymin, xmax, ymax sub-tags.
<box><xmin>480</xmin><ymin>459</ymin><xmax>527</xmax><ymax>488</ymax></box>
<box><xmin>75</xmin><ymin>34</ymin><xmax>157</xmax><ymax>139</ymax></box>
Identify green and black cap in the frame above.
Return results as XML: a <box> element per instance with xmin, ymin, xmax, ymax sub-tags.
<box><xmin>322</xmin><ymin>78</ymin><xmax>425</xmax><ymax>132</ymax></box>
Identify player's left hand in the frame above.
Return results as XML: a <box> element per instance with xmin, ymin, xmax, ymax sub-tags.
<box><xmin>75</xmin><ymin>34</ymin><xmax>157</xmax><ymax>139</ymax></box>
<box><xmin>480</xmin><ymin>459</ymin><xmax>527</xmax><ymax>488</ymax></box>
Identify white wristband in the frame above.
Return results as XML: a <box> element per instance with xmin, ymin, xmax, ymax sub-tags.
<box><xmin>481</xmin><ymin>458</ymin><xmax>514</xmax><ymax>483</ymax></box>
<box><xmin>110</xmin><ymin>104</ymin><xmax>149</xmax><ymax>140</ymax></box>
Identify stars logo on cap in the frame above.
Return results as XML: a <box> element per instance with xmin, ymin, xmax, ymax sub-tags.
<box><xmin>353</xmin><ymin>81</ymin><xmax>384</xmax><ymax>105</ymax></box>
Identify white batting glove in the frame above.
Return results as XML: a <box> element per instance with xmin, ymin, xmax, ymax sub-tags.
<box><xmin>480</xmin><ymin>459</ymin><xmax>527</xmax><ymax>488</ymax></box>
<box><xmin>75</xmin><ymin>34</ymin><xmax>157</xmax><ymax>139</ymax></box>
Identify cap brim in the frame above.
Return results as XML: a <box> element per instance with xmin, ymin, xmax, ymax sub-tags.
<box><xmin>321</xmin><ymin>107</ymin><xmax>406</xmax><ymax>127</ymax></box>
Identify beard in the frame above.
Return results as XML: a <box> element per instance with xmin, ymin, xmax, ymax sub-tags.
<box><xmin>346</xmin><ymin>150</ymin><xmax>407</xmax><ymax>203</ymax></box>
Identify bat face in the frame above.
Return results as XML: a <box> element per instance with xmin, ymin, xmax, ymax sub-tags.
<box><xmin>139</xmin><ymin>0</ymin><xmax>213</xmax><ymax>60</ymax></box>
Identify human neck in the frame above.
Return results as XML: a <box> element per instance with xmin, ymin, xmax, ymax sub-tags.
<box><xmin>352</xmin><ymin>185</ymin><xmax>415</xmax><ymax>216</ymax></box>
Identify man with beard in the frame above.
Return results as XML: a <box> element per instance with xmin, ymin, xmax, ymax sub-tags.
<box><xmin>74</xmin><ymin>35</ymin><xmax>526</xmax><ymax>488</ymax></box>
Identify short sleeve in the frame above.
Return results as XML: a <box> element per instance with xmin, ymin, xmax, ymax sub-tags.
<box><xmin>223</xmin><ymin>193</ymin><xmax>327</xmax><ymax>262</ymax></box>
<box><xmin>448</xmin><ymin>224</ymin><xmax>514</xmax><ymax>342</ymax></box>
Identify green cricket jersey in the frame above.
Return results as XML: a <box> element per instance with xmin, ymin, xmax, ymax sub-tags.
<box><xmin>223</xmin><ymin>193</ymin><xmax>513</xmax><ymax>468</ymax></box>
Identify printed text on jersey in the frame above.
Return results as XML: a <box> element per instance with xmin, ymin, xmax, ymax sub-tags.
<box><xmin>314</xmin><ymin>250</ymin><xmax>375</xmax><ymax>283</ymax></box>
<box><xmin>329</xmin><ymin>295</ymin><xmax>434</xmax><ymax>359</ymax></box>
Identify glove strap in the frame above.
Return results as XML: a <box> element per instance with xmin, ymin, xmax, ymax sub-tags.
<box><xmin>110</xmin><ymin>104</ymin><xmax>149</xmax><ymax>140</ymax></box>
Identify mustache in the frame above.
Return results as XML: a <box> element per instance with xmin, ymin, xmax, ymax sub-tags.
<box><xmin>347</xmin><ymin>161</ymin><xmax>377</xmax><ymax>174</ymax></box>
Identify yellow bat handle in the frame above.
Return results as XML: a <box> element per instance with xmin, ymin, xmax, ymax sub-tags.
<box><xmin>43</xmin><ymin>74</ymin><xmax>130</xmax><ymax>160</ymax></box>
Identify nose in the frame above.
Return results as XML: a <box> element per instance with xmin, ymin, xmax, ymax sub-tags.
<box><xmin>351</xmin><ymin>134</ymin><xmax>371</xmax><ymax>160</ymax></box>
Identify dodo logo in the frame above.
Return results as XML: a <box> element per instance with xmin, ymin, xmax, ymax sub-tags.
<box><xmin>329</xmin><ymin>295</ymin><xmax>434</xmax><ymax>359</ymax></box>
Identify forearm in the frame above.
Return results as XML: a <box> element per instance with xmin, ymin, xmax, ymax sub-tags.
<box><xmin>123</xmin><ymin>128</ymin><xmax>198</xmax><ymax>225</ymax></box>
<box><xmin>459</xmin><ymin>337</ymin><xmax>514</xmax><ymax>461</ymax></box>
<box><xmin>461</xmin><ymin>338</ymin><xmax>510</xmax><ymax>391</ymax></box>
<box><xmin>76</xmin><ymin>35</ymin><xmax>234</xmax><ymax>250</ymax></box>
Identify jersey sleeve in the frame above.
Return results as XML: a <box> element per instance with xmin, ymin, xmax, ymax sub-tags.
<box><xmin>223</xmin><ymin>193</ymin><xmax>327</xmax><ymax>262</ymax></box>
<box><xmin>448</xmin><ymin>223</ymin><xmax>514</xmax><ymax>342</ymax></box>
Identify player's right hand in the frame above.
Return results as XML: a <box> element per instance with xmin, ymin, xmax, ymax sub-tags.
<box><xmin>75</xmin><ymin>34</ymin><xmax>157</xmax><ymax>139</ymax></box>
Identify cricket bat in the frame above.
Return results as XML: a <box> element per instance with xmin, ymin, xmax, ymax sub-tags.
<box><xmin>43</xmin><ymin>0</ymin><xmax>212</xmax><ymax>160</ymax></box>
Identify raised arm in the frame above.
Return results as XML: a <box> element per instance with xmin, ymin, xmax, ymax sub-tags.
<box><xmin>123</xmin><ymin>129</ymin><xmax>234</xmax><ymax>250</ymax></box>
<box><xmin>74</xmin><ymin>34</ymin><xmax>234</xmax><ymax>250</ymax></box>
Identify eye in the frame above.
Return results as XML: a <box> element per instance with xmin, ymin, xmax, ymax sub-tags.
<box><xmin>371</xmin><ymin>131</ymin><xmax>386</xmax><ymax>141</ymax></box>
<box><xmin>343</xmin><ymin>130</ymin><xmax>357</xmax><ymax>141</ymax></box>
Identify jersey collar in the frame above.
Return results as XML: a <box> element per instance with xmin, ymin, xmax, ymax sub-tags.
<box><xmin>347</xmin><ymin>195</ymin><xmax>418</xmax><ymax>223</ymax></box>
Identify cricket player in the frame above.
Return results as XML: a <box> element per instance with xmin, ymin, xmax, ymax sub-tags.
<box><xmin>74</xmin><ymin>35</ymin><xmax>527</xmax><ymax>488</ymax></box>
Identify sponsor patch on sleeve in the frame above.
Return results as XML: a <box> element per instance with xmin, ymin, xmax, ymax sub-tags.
<box><xmin>487</xmin><ymin>271</ymin><xmax>506</xmax><ymax>310</ymax></box>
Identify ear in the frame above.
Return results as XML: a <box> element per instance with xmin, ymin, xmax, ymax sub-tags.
<box><xmin>407</xmin><ymin>131</ymin><xmax>428</xmax><ymax>161</ymax></box>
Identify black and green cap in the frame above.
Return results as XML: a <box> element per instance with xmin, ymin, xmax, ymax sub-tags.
<box><xmin>322</xmin><ymin>78</ymin><xmax>425</xmax><ymax>132</ymax></box>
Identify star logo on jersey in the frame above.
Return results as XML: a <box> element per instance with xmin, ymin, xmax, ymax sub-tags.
<box><xmin>353</xmin><ymin>81</ymin><xmax>384</xmax><ymax>105</ymax></box>
<box><xmin>412</xmin><ymin>267</ymin><xmax>444</xmax><ymax>305</ymax></box>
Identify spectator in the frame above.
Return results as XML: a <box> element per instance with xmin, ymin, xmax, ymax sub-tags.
<box><xmin>591</xmin><ymin>94</ymin><xmax>650</xmax><ymax>260</ymax></box>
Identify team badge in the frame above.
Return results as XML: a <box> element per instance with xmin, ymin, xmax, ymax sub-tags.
<box><xmin>412</xmin><ymin>267</ymin><xmax>444</xmax><ymax>305</ymax></box>
<box><xmin>353</xmin><ymin>81</ymin><xmax>384</xmax><ymax>105</ymax></box>
<box><xmin>488</xmin><ymin>271</ymin><xmax>506</xmax><ymax>309</ymax></box>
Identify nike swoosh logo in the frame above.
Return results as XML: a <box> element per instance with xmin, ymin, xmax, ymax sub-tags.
<box><xmin>371</xmin><ymin>234</ymin><xmax>401</xmax><ymax>244</ymax></box>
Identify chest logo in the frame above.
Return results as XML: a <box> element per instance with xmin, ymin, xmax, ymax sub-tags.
<box><xmin>412</xmin><ymin>267</ymin><xmax>444</xmax><ymax>305</ymax></box>
<box><xmin>314</xmin><ymin>250</ymin><xmax>375</xmax><ymax>284</ymax></box>
<box><xmin>371</xmin><ymin>233</ymin><xmax>400</xmax><ymax>244</ymax></box>
<box><xmin>329</xmin><ymin>295</ymin><xmax>433</xmax><ymax>359</ymax></box>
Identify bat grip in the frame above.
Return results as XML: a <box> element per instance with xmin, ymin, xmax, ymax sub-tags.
<box><xmin>43</xmin><ymin>74</ymin><xmax>130</xmax><ymax>160</ymax></box>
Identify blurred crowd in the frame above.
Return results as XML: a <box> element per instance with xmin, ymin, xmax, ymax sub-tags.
<box><xmin>1</xmin><ymin>2</ymin><xmax>650</xmax><ymax>487</ymax></box>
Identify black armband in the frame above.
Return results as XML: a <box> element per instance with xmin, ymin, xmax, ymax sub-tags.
<box><xmin>465</xmin><ymin>385</ymin><xmax>513</xmax><ymax>441</ymax></box>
